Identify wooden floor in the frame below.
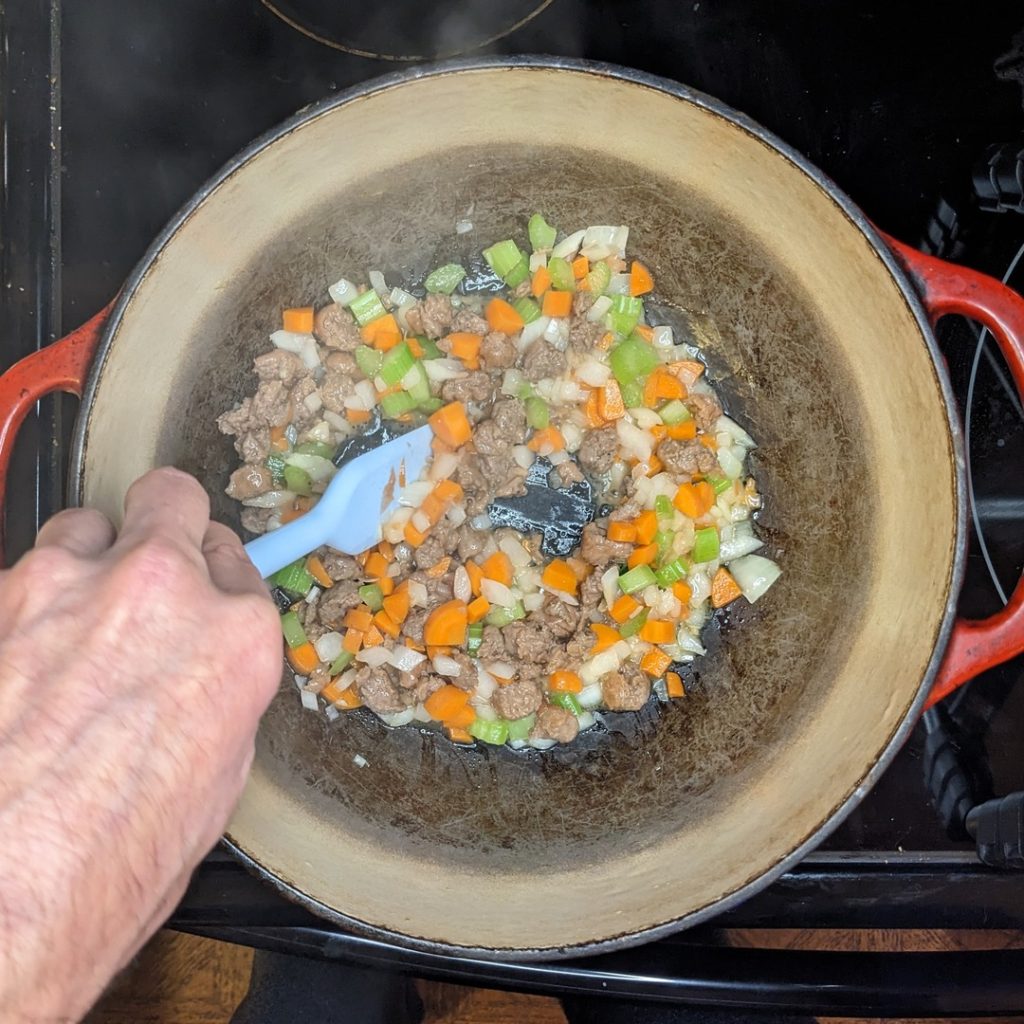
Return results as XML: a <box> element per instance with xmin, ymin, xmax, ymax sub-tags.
<box><xmin>84</xmin><ymin>929</ymin><xmax>1024</xmax><ymax>1024</ymax></box>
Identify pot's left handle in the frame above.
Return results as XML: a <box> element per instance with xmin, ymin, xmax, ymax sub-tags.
<box><xmin>885</xmin><ymin>235</ymin><xmax>1024</xmax><ymax>709</ymax></box>
<box><xmin>0</xmin><ymin>306</ymin><xmax>111</xmax><ymax>564</ymax></box>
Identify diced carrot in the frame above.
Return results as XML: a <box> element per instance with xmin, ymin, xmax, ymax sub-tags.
<box><xmin>420</xmin><ymin>491</ymin><xmax>446</xmax><ymax>525</ymax></box>
<box><xmin>655</xmin><ymin>372</ymin><xmax>685</xmax><ymax>400</ymax></box>
<box><xmin>286</xmin><ymin>641</ymin><xmax>319</xmax><ymax>675</ymax></box>
<box><xmin>427</xmin><ymin>556</ymin><xmax>452</xmax><ymax>578</ymax></box>
<box><xmin>378</xmin><ymin>576</ymin><xmax>395</xmax><ymax>596</ymax></box>
<box><xmin>373</xmin><ymin>609</ymin><xmax>401</xmax><ymax>639</ymax></box>
<box><xmin>694</xmin><ymin>480</ymin><xmax>715</xmax><ymax>511</ymax></box>
<box><xmin>531</xmin><ymin>265</ymin><xmax>552</xmax><ymax>297</ymax></box>
<box><xmin>549</xmin><ymin>670</ymin><xmax>583</xmax><ymax>693</ymax></box>
<box><xmin>363</xmin><ymin>624</ymin><xmax>384</xmax><ymax>647</ymax></box>
<box><xmin>446</xmin><ymin>332</ymin><xmax>482</xmax><ymax>370</ymax></box>
<box><xmin>424</xmin><ymin>683</ymin><xmax>471</xmax><ymax>722</ymax></box>
<box><xmin>643</xmin><ymin>372</ymin><xmax>661</xmax><ymax>409</ymax></box>
<box><xmin>433</xmin><ymin>479</ymin><xmax>464</xmax><ymax>504</ymax></box>
<box><xmin>596</xmin><ymin>331</ymin><xmax>614</xmax><ymax>351</ymax></box>
<box><xmin>607</xmin><ymin>521</ymin><xmax>637</xmax><ymax>543</ymax></box>
<box><xmin>360</xmin><ymin>312</ymin><xmax>402</xmax><ymax>350</ymax></box>
<box><xmin>280</xmin><ymin>506</ymin><xmax>307</xmax><ymax>525</ymax></box>
<box><xmin>670</xmin><ymin>359</ymin><xmax>705</xmax><ymax>386</ymax></box>
<box><xmin>541</xmin><ymin>558</ymin><xmax>578</xmax><ymax>595</ymax></box>
<box><xmin>667</xmin><ymin>421</ymin><xmax>697</xmax><ymax>441</ymax></box>
<box><xmin>627</xmin><ymin>543</ymin><xmax>659</xmax><ymax>568</ymax></box>
<box><xmin>465</xmin><ymin>559</ymin><xmax>484</xmax><ymax>596</ymax></box>
<box><xmin>322</xmin><ymin>678</ymin><xmax>361</xmax><ymax>707</ymax></box>
<box><xmin>407</xmin><ymin>336</ymin><xmax>425</xmax><ymax>358</ymax></box>
<box><xmin>282</xmin><ymin>306</ymin><xmax>315</xmax><ymax>333</ymax></box>
<box><xmin>633</xmin><ymin>324</ymin><xmax>654</xmax><ymax>343</ymax></box>
<box><xmin>382</xmin><ymin>589</ymin><xmax>410</xmax><ymax>624</ymax></box>
<box><xmin>597</xmin><ymin>379</ymin><xmax>626</xmax><ymax>421</ymax></box>
<box><xmin>633</xmin><ymin>510</ymin><xmax>658</xmax><ymax>545</ymax></box>
<box><xmin>571</xmin><ymin>255</ymin><xmax>590</xmax><ymax>279</ymax></box>
<box><xmin>590</xmin><ymin>623</ymin><xmax>622</xmax><ymax>653</ymax></box>
<box><xmin>673</xmin><ymin>482</ymin><xmax>714</xmax><ymax>519</ymax></box>
<box><xmin>343</xmin><ymin>607</ymin><xmax>374</xmax><ymax>632</ymax></box>
<box><xmin>306</xmin><ymin>555</ymin><xmax>334</xmax><ymax>589</ymax></box>
<box><xmin>711</xmin><ymin>567</ymin><xmax>743</xmax><ymax>609</ymax></box>
<box><xmin>527</xmin><ymin>426</ymin><xmax>566</xmax><ymax>453</ymax></box>
<box><xmin>584</xmin><ymin>388</ymin><xmax>606</xmax><ymax>428</ymax></box>
<box><xmin>640</xmin><ymin>648</ymin><xmax>672</xmax><ymax>676</ymax></box>
<box><xmin>644</xmin><ymin>453</ymin><xmax>663</xmax><ymax>478</ymax></box>
<box><xmin>665</xmin><ymin>671</ymin><xmax>686</xmax><ymax>698</ymax></box>
<box><xmin>481</xmin><ymin>551</ymin><xmax>513</xmax><ymax>586</ymax></box>
<box><xmin>542</xmin><ymin>290</ymin><xmax>573</xmax><ymax>318</ymax></box>
<box><xmin>425</xmin><ymin>645</ymin><xmax>451</xmax><ymax>661</ymax></box>
<box><xmin>485</xmin><ymin>297</ymin><xmax>525</xmax><ymax>334</ymax></box>
<box><xmin>445</xmin><ymin>705</ymin><xmax>477</xmax><ymax>730</ymax></box>
<box><xmin>610</xmin><ymin>593</ymin><xmax>642</xmax><ymax>624</ymax></box>
<box><xmin>467</xmin><ymin>595</ymin><xmax>490</xmax><ymax>623</ymax></box>
<box><xmin>343</xmin><ymin>629</ymin><xmax>364</xmax><ymax>654</ymax></box>
<box><xmin>699</xmin><ymin>434</ymin><xmax>718</xmax><ymax>451</ymax></box>
<box><xmin>269</xmin><ymin>425</ymin><xmax>289</xmax><ymax>452</ymax></box>
<box><xmin>567</xmin><ymin>557</ymin><xmax>592</xmax><ymax>581</ymax></box>
<box><xmin>423</xmin><ymin>599</ymin><xmax>469</xmax><ymax>647</ymax></box>
<box><xmin>428</xmin><ymin>401</ymin><xmax>473</xmax><ymax>448</ymax></box>
<box><xmin>629</xmin><ymin>260</ymin><xmax>654</xmax><ymax>297</ymax></box>
<box><xmin>672</xmin><ymin>581</ymin><xmax>693</xmax><ymax>605</ymax></box>
<box><xmin>364</xmin><ymin>551</ymin><xmax>389</xmax><ymax>579</ymax></box>
<box><xmin>346</xmin><ymin>408</ymin><xmax>372</xmax><ymax>424</ymax></box>
<box><xmin>639</xmin><ymin>619</ymin><xmax>675</xmax><ymax>644</ymax></box>
<box><xmin>378</xmin><ymin>540</ymin><xmax>394</xmax><ymax>560</ymax></box>
<box><xmin>404</xmin><ymin>520</ymin><xmax>429</xmax><ymax>547</ymax></box>
<box><xmin>446</xmin><ymin>725</ymin><xmax>475</xmax><ymax>743</ymax></box>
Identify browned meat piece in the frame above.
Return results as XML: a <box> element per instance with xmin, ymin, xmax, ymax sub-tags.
<box><xmin>409</xmin><ymin>569</ymin><xmax>454</xmax><ymax>604</ymax></box>
<box><xmin>492</xmin><ymin>677</ymin><xmax>544</xmax><ymax>720</ymax></box>
<box><xmin>240</xmin><ymin>506</ymin><xmax>273</xmax><ymax>535</ymax></box>
<box><xmin>413</xmin><ymin>519</ymin><xmax>458</xmax><ymax>571</ymax></box>
<box><xmin>502</xmin><ymin>619</ymin><xmax>552</xmax><ymax>665</ymax></box>
<box><xmin>314</xmin><ymin>303</ymin><xmax>362</xmax><ymax>351</ymax></box>
<box><xmin>320</xmin><ymin>548</ymin><xmax>359</xmax><ymax>582</ymax></box>
<box><xmin>298</xmin><ymin>600</ymin><xmax>327</xmax><ymax>644</ymax></box>
<box><xmin>319</xmin><ymin>367</ymin><xmax>357</xmax><ymax>414</ymax></box>
<box><xmin>657</xmin><ymin>437</ymin><xmax>718</xmax><ymax>477</ymax></box>
<box><xmin>412</xmin><ymin>673</ymin><xmax>445</xmax><ymax>704</ymax></box>
<box><xmin>218</xmin><ymin>399</ymin><xmax>270</xmax><ymax>464</ymax></box>
<box><xmin>445</xmin><ymin>650</ymin><xmax>478</xmax><ymax>691</ymax></box>
<box><xmin>521</xmin><ymin>339</ymin><xmax>567</xmax><ymax>382</ymax></box>
<box><xmin>325</xmin><ymin>350</ymin><xmax>358</xmax><ymax>374</ymax></box>
<box><xmin>289</xmin><ymin>376</ymin><xmax>319</xmax><ymax>427</ymax></box>
<box><xmin>610</xmin><ymin>499</ymin><xmax>641</xmax><ymax>522</ymax></box>
<box><xmin>553</xmin><ymin>459</ymin><xmax>585</xmax><ymax>487</ymax></box>
<box><xmin>485</xmin><ymin>453</ymin><xmax>528</xmax><ymax>499</ymax></box>
<box><xmin>547</xmin><ymin>627</ymin><xmax>593</xmax><ymax>675</ymax></box>
<box><xmin>440</xmin><ymin>370</ymin><xmax>496</xmax><ymax>409</ymax></box>
<box><xmin>480</xmin><ymin>331</ymin><xmax>517</xmax><ymax>370</ymax></box>
<box><xmin>254</xmin><ymin>349</ymin><xmax>305</xmax><ymax>384</ymax></box>
<box><xmin>686</xmin><ymin>391</ymin><xmax>723</xmax><ymax>432</ymax></box>
<box><xmin>577</xmin><ymin>425</ymin><xmax>619</xmax><ymax>476</ymax></box>
<box><xmin>474</xmin><ymin>398</ymin><xmax>528</xmax><ymax>456</ymax></box>
<box><xmin>580</xmin><ymin>523</ymin><xmax>631</xmax><ymax>566</ymax></box>
<box><xmin>454</xmin><ymin>453</ymin><xmax>489</xmax><ymax>516</ymax></box>
<box><xmin>509</xmin><ymin>279</ymin><xmax>532</xmax><ymax>299</ymax></box>
<box><xmin>530</xmin><ymin>703</ymin><xmax>579</xmax><ymax>744</ymax></box>
<box><xmin>572</xmin><ymin>291</ymin><xmax>595</xmax><ymax>316</ymax></box>
<box><xmin>250</xmin><ymin>380</ymin><xmax>291</xmax><ymax>428</ymax></box>
<box><xmin>477</xmin><ymin>625</ymin><xmax>507</xmax><ymax>662</ymax></box>
<box><xmin>451</xmin><ymin>308</ymin><xmax>488</xmax><ymax>334</ymax></box>
<box><xmin>569</xmin><ymin>317</ymin><xmax>604</xmax><ymax>354</ymax></box>
<box><xmin>226</xmin><ymin>463</ymin><xmax>274</xmax><ymax>501</ymax></box>
<box><xmin>403</xmin><ymin>607</ymin><xmax>428</xmax><ymax>644</ymax></box>
<box><xmin>405</xmin><ymin>294</ymin><xmax>452</xmax><ymax>338</ymax></box>
<box><xmin>602</xmin><ymin>667</ymin><xmax>651</xmax><ymax>711</ymax></box>
<box><xmin>540</xmin><ymin>595</ymin><xmax>580</xmax><ymax>640</ymax></box>
<box><xmin>456</xmin><ymin>526</ymin><xmax>487</xmax><ymax>561</ymax></box>
<box><xmin>579</xmin><ymin>568</ymin><xmax>605</xmax><ymax>608</ymax></box>
<box><xmin>356</xmin><ymin>666</ymin><xmax>406</xmax><ymax>715</ymax></box>
<box><xmin>316</xmin><ymin>580</ymin><xmax>362</xmax><ymax>628</ymax></box>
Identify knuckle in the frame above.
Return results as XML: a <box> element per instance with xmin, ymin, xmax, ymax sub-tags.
<box><xmin>121</xmin><ymin>536</ymin><xmax>198</xmax><ymax>588</ymax></box>
<box><xmin>18</xmin><ymin>544</ymin><xmax>80</xmax><ymax>583</ymax></box>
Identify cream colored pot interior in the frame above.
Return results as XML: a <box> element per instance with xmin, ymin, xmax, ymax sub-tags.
<box><xmin>77</xmin><ymin>65</ymin><xmax>958</xmax><ymax>954</ymax></box>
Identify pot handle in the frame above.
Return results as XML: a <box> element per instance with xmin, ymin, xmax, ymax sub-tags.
<box><xmin>884</xmin><ymin>235</ymin><xmax>1024</xmax><ymax>709</ymax></box>
<box><xmin>0</xmin><ymin>306</ymin><xmax>110</xmax><ymax>564</ymax></box>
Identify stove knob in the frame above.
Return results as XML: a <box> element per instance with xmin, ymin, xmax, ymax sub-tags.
<box><xmin>966</xmin><ymin>793</ymin><xmax>1024</xmax><ymax>870</ymax></box>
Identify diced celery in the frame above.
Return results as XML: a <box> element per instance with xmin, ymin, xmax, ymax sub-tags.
<box><xmin>506</xmin><ymin>714</ymin><xmax>536</xmax><ymax>742</ymax></box>
<box><xmin>609</xmin><ymin>336</ymin><xmax>659</xmax><ymax>388</ymax></box>
<box><xmin>328</xmin><ymin>651</ymin><xmax>353</xmax><ymax>676</ymax></box>
<box><xmin>654</xmin><ymin>529</ymin><xmax>674</xmax><ymax>557</ymax></box>
<box><xmin>381</xmin><ymin>391</ymin><xmax>416</xmax><ymax>418</ymax></box>
<box><xmin>586</xmin><ymin>260</ymin><xmax>612</xmax><ymax>296</ymax></box>
<box><xmin>548</xmin><ymin>691</ymin><xmax>583</xmax><ymax>716</ymax></box>
<box><xmin>654</xmin><ymin>496</ymin><xmax>674</xmax><ymax>522</ymax></box>
<box><xmin>467</xmin><ymin>622</ymin><xmax>484</xmax><ymax>656</ymax></box>
<box><xmin>419</xmin><ymin>397</ymin><xmax>444</xmax><ymax>413</ymax></box>
<box><xmin>618</xmin><ymin>564</ymin><xmax>657</xmax><ymax>594</ymax></box>
<box><xmin>468</xmin><ymin>718</ymin><xmax>510</xmax><ymax>745</ymax></box>
<box><xmin>294</xmin><ymin>440</ymin><xmax>335</xmax><ymax>460</ymax></box>
<box><xmin>425</xmin><ymin>263</ymin><xmax>466</xmax><ymax>295</ymax></box>
<box><xmin>528</xmin><ymin>213</ymin><xmax>557</xmax><ymax>252</ymax></box>
<box><xmin>349</xmin><ymin>288</ymin><xmax>387</xmax><ymax>326</ymax></box>
<box><xmin>516</xmin><ymin>381</ymin><xmax>536</xmax><ymax>400</ymax></box>
<box><xmin>417</xmin><ymin>337</ymin><xmax>443</xmax><ymax>359</ymax></box>
<box><xmin>693</xmin><ymin>527</ymin><xmax>720</xmax><ymax>563</ymax></box>
<box><xmin>619</xmin><ymin>379</ymin><xmax>645</xmax><ymax>410</ymax></box>
<box><xmin>280</xmin><ymin>610</ymin><xmax>307</xmax><ymax>649</ymax></box>
<box><xmin>283</xmin><ymin>464</ymin><xmax>312</xmax><ymax>497</ymax></box>
<box><xmin>512</xmin><ymin>295</ymin><xmax>542</xmax><ymax>324</ymax></box>
<box><xmin>405</xmin><ymin>362</ymin><xmax>432</xmax><ymax>406</ymax></box>
<box><xmin>358</xmin><ymin>583</ymin><xmax>384</xmax><ymax>611</ymax></box>
<box><xmin>483</xmin><ymin>239</ymin><xmax>526</xmax><ymax>280</ymax></box>
<box><xmin>269</xmin><ymin>559</ymin><xmax>314</xmax><ymax>595</ymax></box>
<box><xmin>708</xmin><ymin>475</ymin><xmax>731</xmax><ymax>495</ymax></box>
<box><xmin>504</xmin><ymin>257</ymin><xmax>530</xmax><ymax>288</ymax></box>
<box><xmin>605</xmin><ymin>294</ymin><xmax>644</xmax><ymax>337</ymax></box>
<box><xmin>547</xmin><ymin>256</ymin><xmax>575</xmax><ymax>291</ymax></box>
<box><xmin>354</xmin><ymin>345</ymin><xmax>383</xmax><ymax>379</ymax></box>
<box><xmin>659</xmin><ymin>399</ymin><xmax>691</xmax><ymax>425</ymax></box>
<box><xmin>525</xmin><ymin>397</ymin><xmax>550</xmax><ymax>430</ymax></box>
<box><xmin>380</xmin><ymin>341</ymin><xmax>415</xmax><ymax>386</ymax></box>
<box><xmin>655</xmin><ymin>557</ymin><xmax>690</xmax><ymax>586</ymax></box>
<box><xmin>485</xmin><ymin>601</ymin><xmax>526</xmax><ymax>627</ymax></box>
<box><xmin>619</xmin><ymin>609</ymin><xmax>649</xmax><ymax>638</ymax></box>
<box><xmin>265</xmin><ymin>452</ymin><xmax>287</xmax><ymax>483</ymax></box>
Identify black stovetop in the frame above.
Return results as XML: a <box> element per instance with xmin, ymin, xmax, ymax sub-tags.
<box><xmin>3</xmin><ymin>0</ymin><xmax>1024</xmax><ymax>1015</ymax></box>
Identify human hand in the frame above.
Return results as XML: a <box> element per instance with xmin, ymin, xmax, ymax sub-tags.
<box><xmin>0</xmin><ymin>468</ymin><xmax>282</xmax><ymax>1022</ymax></box>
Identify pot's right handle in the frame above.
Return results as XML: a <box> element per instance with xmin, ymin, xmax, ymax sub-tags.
<box><xmin>0</xmin><ymin>306</ymin><xmax>110</xmax><ymax>563</ymax></box>
<box><xmin>885</xmin><ymin>234</ymin><xmax>1024</xmax><ymax>709</ymax></box>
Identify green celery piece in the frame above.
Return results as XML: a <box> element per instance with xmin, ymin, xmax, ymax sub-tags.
<box><xmin>692</xmin><ymin>526</ymin><xmax>720</xmax><ymax>563</ymax></box>
<box><xmin>358</xmin><ymin>583</ymin><xmax>384</xmax><ymax>612</ymax></box>
<box><xmin>483</xmin><ymin>239</ymin><xmax>525</xmax><ymax>280</ymax></box>
<box><xmin>506</xmin><ymin>714</ymin><xmax>536</xmax><ymax>742</ymax></box>
<box><xmin>528</xmin><ymin>213</ymin><xmax>557</xmax><ymax>252</ymax></box>
<box><xmin>405</xmin><ymin>362</ymin><xmax>431</xmax><ymax>405</ymax></box>
<box><xmin>269</xmin><ymin>559</ymin><xmax>314</xmax><ymax>595</ymax></box>
<box><xmin>380</xmin><ymin>341</ymin><xmax>415</xmax><ymax>386</ymax></box>
<box><xmin>467</xmin><ymin>622</ymin><xmax>484</xmax><ymax>656</ymax></box>
<box><xmin>468</xmin><ymin>718</ymin><xmax>510</xmax><ymax>745</ymax></box>
<box><xmin>512</xmin><ymin>295</ymin><xmax>542</xmax><ymax>324</ymax></box>
<box><xmin>484</xmin><ymin>601</ymin><xmax>526</xmax><ymax>628</ymax></box>
<box><xmin>280</xmin><ymin>610</ymin><xmax>308</xmax><ymax>649</ymax></box>
<box><xmin>525</xmin><ymin>397</ymin><xmax>550</xmax><ymax>430</ymax></box>
<box><xmin>654</xmin><ymin>529</ymin><xmax>674</xmax><ymax>557</ymax></box>
<box><xmin>618</xmin><ymin>564</ymin><xmax>657</xmax><ymax>594</ymax></box>
<box><xmin>516</xmin><ymin>381</ymin><xmax>536</xmax><ymax>400</ymax></box>
<box><xmin>605</xmin><ymin>294</ymin><xmax>644</xmax><ymax>338</ymax></box>
<box><xmin>265</xmin><ymin>452</ymin><xmax>287</xmax><ymax>484</ymax></box>
<box><xmin>425</xmin><ymin>263</ymin><xmax>466</xmax><ymax>295</ymax></box>
<box><xmin>655</xmin><ymin>557</ymin><xmax>690</xmax><ymax>586</ymax></box>
<box><xmin>609</xmin><ymin>336</ymin><xmax>659</xmax><ymax>388</ymax></box>
<box><xmin>659</xmin><ymin>399</ymin><xmax>691</xmax><ymax>425</ymax></box>
<box><xmin>503</xmin><ymin>257</ymin><xmax>530</xmax><ymax>288</ymax></box>
<box><xmin>349</xmin><ymin>288</ymin><xmax>387</xmax><ymax>326</ymax></box>
<box><xmin>708</xmin><ymin>475</ymin><xmax>731</xmax><ymax>495</ymax></box>
<box><xmin>654</xmin><ymin>495</ymin><xmax>674</xmax><ymax>521</ymax></box>
<box><xmin>548</xmin><ymin>691</ymin><xmax>583</xmax><ymax>716</ymax></box>
<box><xmin>354</xmin><ymin>345</ymin><xmax>383</xmax><ymax>379</ymax></box>
<box><xmin>418</xmin><ymin>397</ymin><xmax>444</xmax><ymax>413</ymax></box>
<box><xmin>284</xmin><ymin>464</ymin><xmax>312</xmax><ymax>497</ymax></box>
<box><xmin>619</xmin><ymin>609</ymin><xmax>649</xmax><ymax>638</ymax></box>
<box><xmin>417</xmin><ymin>336</ymin><xmax>443</xmax><ymax>359</ymax></box>
<box><xmin>547</xmin><ymin>256</ymin><xmax>575</xmax><ymax>291</ymax></box>
<box><xmin>381</xmin><ymin>391</ymin><xmax>416</xmax><ymax>418</ymax></box>
<box><xmin>586</xmin><ymin>260</ymin><xmax>612</xmax><ymax>296</ymax></box>
<box><xmin>619</xmin><ymin>378</ymin><xmax>645</xmax><ymax>410</ymax></box>
<box><xmin>294</xmin><ymin>440</ymin><xmax>334</xmax><ymax>460</ymax></box>
<box><xmin>328</xmin><ymin>651</ymin><xmax>353</xmax><ymax>676</ymax></box>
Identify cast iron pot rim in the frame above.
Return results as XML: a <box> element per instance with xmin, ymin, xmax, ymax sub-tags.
<box><xmin>67</xmin><ymin>54</ymin><xmax>967</xmax><ymax>961</ymax></box>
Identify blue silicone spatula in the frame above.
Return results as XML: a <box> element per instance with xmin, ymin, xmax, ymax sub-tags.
<box><xmin>244</xmin><ymin>424</ymin><xmax>434</xmax><ymax>580</ymax></box>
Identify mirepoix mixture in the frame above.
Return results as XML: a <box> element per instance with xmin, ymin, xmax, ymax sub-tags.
<box><xmin>218</xmin><ymin>215</ymin><xmax>781</xmax><ymax>749</ymax></box>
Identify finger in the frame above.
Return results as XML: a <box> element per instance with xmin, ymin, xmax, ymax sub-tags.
<box><xmin>35</xmin><ymin>507</ymin><xmax>116</xmax><ymax>557</ymax></box>
<box><xmin>115</xmin><ymin>467</ymin><xmax>211</xmax><ymax>556</ymax></box>
<box><xmin>201</xmin><ymin>520</ymin><xmax>267</xmax><ymax>597</ymax></box>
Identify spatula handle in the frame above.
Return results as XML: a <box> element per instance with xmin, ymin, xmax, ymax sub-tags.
<box><xmin>244</xmin><ymin>508</ymin><xmax>327</xmax><ymax>581</ymax></box>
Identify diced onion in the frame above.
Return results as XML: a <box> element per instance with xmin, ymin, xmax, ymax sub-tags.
<box><xmin>284</xmin><ymin>452</ymin><xmax>336</xmax><ymax>482</ymax></box>
<box><xmin>513</xmin><ymin>445</ymin><xmax>535</xmax><ymax>470</ymax></box>
<box><xmin>676</xmin><ymin>632</ymin><xmax>707</xmax><ymax>656</ymax></box>
<box><xmin>630</xmin><ymin>407</ymin><xmax>661</xmax><ymax>430</ymax></box>
<box><xmin>368</xmin><ymin>269</ymin><xmax>389</xmax><ymax>301</ymax></box>
<box><xmin>616</xmin><ymin>418</ymin><xmax>654</xmax><ymax>461</ymax></box>
<box><xmin>577</xmin><ymin>358</ymin><xmax>611</xmax><ymax>387</ymax></box>
<box><xmin>578</xmin><ymin>682</ymin><xmax>603</xmax><ymax>709</ymax></box>
<box><xmin>424</xmin><ymin>358</ymin><xmax>467</xmax><ymax>382</ymax></box>
<box><xmin>716</xmin><ymin>445</ymin><xmax>744</xmax><ymax>480</ymax></box>
<box><xmin>299</xmin><ymin>337</ymin><xmax>321</xmax><ymax>371</ymax></box>
<box><xmin>551</xmin><ymin>228</ymin><xmax>586</xmax><ymax>259</ymax></box>
<box><xmin>303</xmin><ymin>391</ymin><xmax>324</xmax><ymax>414</ymax></box>
<box><xmin>388</xmin><ymin>646</ymin><xmax>426</xmax><ymax>672</ymax></box>
<box><xmin>433</xmin><ymin>654</ymin><xmax>463</xmax><ymax>677</ymax></box>
<box><xmin>412</xmin><ymin>702</ymin><xmax>432</xmax><ymax>723</ymax></box>
<box><xmin>390</xmin><ymin>286</ymin><xmax>415</xmax><ymax>309</ymax></box>
<box><xmin>353</xmin><ymin>752</ymin><xmax>369</xmax><ymax>766</ymax></box>
<box><xmin>407</xmin><ymin>580</ymin><xmax>428</xmax><ymax>607</ymax></box>
<box><xmin>485</xmin><ymin>660</ymin><xmax>515</xmax><ymax>679</ymax></box>
<box><xmin>430</xmin><ymin>451</ymin><xmax>459</xmax><ymax>481</ymax></box>
<box><xmin>356</xmin><ymin>646</ymin><xmax>392</xmax><ymax>667</ymax></box>
<box><xmin>601</xmin><ymin>565</ymin><xmax>620</xmax><ymax>608</ymax></box>
<box><xmin>652</xmin><ymin>325</ymin><xmax>674</xmax><ymax>348</ymax></box>
<box><xmin>720</xmin><ymin>531</ymin><xmax>764</xmax><ymax>562</ymax></box>
<box><xmin>447</xmin><ymin>503</ymin><xmax>467</xmax><ymax>527</ymax></box>
<box><xmin>473</xmin><ymin>700</ymin><xmax>498</xmax><ymax>721</ymax></box>
<box><xmin>300</xmin><ymin>688</ymin><xmax>320</xmax><ymax>711</ymax></box>
<box><xmin>304</xmin><ymin>585</ymin><xmax>321</xmax><ymax>605</ymax></box>
<box><xmin>242</xmin><ymin>490</ymin><xmax>295</xmax><ymax>508</ymax></box>
<box><xmin>328</xmin><ymin>277</ymin><xmax>359</xmax><ymax>306</ymax></box>
<box><xmin>325</xmin><ymin>705</ymin><xmax>341</xmax><ymax>722</ymax></box>
<box><xmin>689</xmin><ymin>571</ymin><xmax>711</xmax><ymax>606</ymax></box>
<box><xmin>270</xmin><ymin>329</ymin><xmax>312</xmax><ymax>353</ymax></box>
<box><xmin>454</xmin><ymin>566</ymin><xmax>472</xmax><ymax>603</ymax></box>
<box><xmin>716</xmin><ymin>415</ymin><xmax>757</xmax><ymax>449</ymax></box>
<box><xmin>481</xmin><ymin>578</ymin><xmax>515</xmax><ymax>607</ymax></box>
<box><xmin>412</xmin><ymin>510</ymin><xmax>430</xmax><ymax>533</ymax></box>
<box><xmin>502</xmin><ymin>368</ymin><xmax>526</xmax><ymax>396</ymax></box>
<box><xmin>530</xmin><ymin>737</ymin><xmax>557</xmax><ymax>750</ymax></box>
<box><xmin>518</xmin><ymin>315</ymin><xmax>550</xmax><ymax>349</ymax></box>
<box><xmin>456</xmin><ymin>219</ymin><xmax>474</xmax><ymax>234</ymax></box>
<box><xmin>587</xmin><ymin>294</ymin><xmax>613</xmax><ymax>322</ymax></box>
<box><xmin>529</xmin><ymin>251</ymin><xmax>547</xmax><ymax>271</ymax></box>
<box><xmin>399</xmin><ymin>480</ymin><xmax>434</xmax><ymax>507</ymax></box>
<box><xmin>577</xmin><ymin>710</ymin><xmax>597</xmax><ymax>732</ymax></box>
<box><xmin>499</xmin><ymin>535</ymin><xmax>532</xmax><ymax>567</ymax></box>
<box><xmin>322</xmin><ymin>410</ymin><xmax>352</xmax><ymax>433</ymax></box>
<box><xmin>355</xmin><ymin>379</ymin><xmax>377</xmax><ymax>409</ymax></box>
<box><xmin>470</xmin><ymin>513</ymin><xmax>494</xmax><ymax>531</ymax></box>
<box><xmin>607</xmin><ymin>273</ymin><xmax>631</xmax><ymax>295</ymax></box>
<box><xmin>379</xmin><ymin>708</ymin><xmax>416</xmax><ymax>727</ymax></box>
<box><xmin>523</xmin><ymin>592</ymin><xmax>545</xmax><ymax>612</ymax></box>
<box><xmin>475</xmin><ymin>668</ymin><xmax>497</xmax><ymax>698</ymax></box>
<box><xmin>548</xmin><ymin>449</ymin><xmax>568</xmax><ymax>465</ymax></box>
<box><xmin>314</xmin><ymin>632</ymin><xmax>344</xmax><ymax>663</ymax></box>
<box><xmin>729</xmin><ymin>554</ymin><xmax>782</xmax><ymax>603</ymax></box>
<box><xmin>562</xmin><ymin>421</ymin><xmax>583</xmax><ymax>452</ymax></box>
<box><xmin>544</xmin><ymin>318</ymin><xmax>569</xmax><ymax>350</ymax></box>
<box><xmin>580</xmin><ymin>225</ymin><xmax>624</xmax><ymax>261</ymax></box>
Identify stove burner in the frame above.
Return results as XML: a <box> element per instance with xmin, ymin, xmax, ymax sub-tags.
<box><xmin>260</xmin><ymin>0</ymin><xmax>556</xmax><ymax>61</ymax></box>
